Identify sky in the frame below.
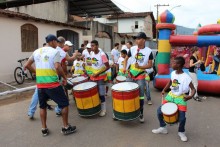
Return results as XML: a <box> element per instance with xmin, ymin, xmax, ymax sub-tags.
<box><xmin>112</xmin><ymin>0</ymin><xmax>220</xmax><ymax>29</ymax></box>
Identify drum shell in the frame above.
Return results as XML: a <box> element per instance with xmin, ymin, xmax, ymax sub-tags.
<box><xmin>161</xmin><ymin>103</ymin><xmax>179</xmax><ymax>124</ymax></box>
<box><xmin>112</xmin><ymin>85</ymin><xmax>140</xmax><ymax>121</ymax></box>
<box><xmin>73</xmin><ymin>83</ymin><xmax>101</xmax><ymax>117</ymax></box>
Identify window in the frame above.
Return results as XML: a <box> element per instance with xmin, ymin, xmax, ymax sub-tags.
<box><xmin>135</xmin><ymin>21</ymin><xmax>138</xmax><ymax>29</ymax></box>
<box><xmin>21</xmin><ymin>24</ymin><xmax>38</xmax><ymax>52</ymax></box>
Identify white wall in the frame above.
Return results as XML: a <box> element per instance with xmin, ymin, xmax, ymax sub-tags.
<box><xmin>118</xmin><ymin>18</ymin><xmax>145</xmax><ymax>34</ymax></box>
<box><xmin>0</xmin><ymin>16</ymin><xmax>83</xmax><ymax>83</ymax></box>
<box><xmin>9</xmin><ymin>0</ymin><xmax>68</xmax><ymax>23</ymax></box>
<box><xmin>95</xmin><ymin>37</ymin><xmax>111</xmax><ymax>53</ymax></box>
<box><xmin>95</xmin><ymin>17</ymin><xmax>153</xmax><ymax>38</ymax></box>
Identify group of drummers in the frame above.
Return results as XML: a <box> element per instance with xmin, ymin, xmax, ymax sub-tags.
<box><xmin>24</xmin><ymin>32</ymin><xmax>196</xmax><ymax>142</ymax></box>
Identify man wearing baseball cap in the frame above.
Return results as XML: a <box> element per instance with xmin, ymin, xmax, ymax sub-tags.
<box><xmin>124</xmin><ymin>32</ymin><xmax>153</xmax><ymax>123</ymax></box>
<box><xmin>25</xmin><ymin>34</ymin><xmax>76</xmax><ymax>136</ymax></box>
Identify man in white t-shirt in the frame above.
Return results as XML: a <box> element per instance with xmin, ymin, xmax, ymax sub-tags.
<box><xmin>111</xmin><ymin>43</ymin><xmax>120</xmax><ymax>78</ymax></box>
<box><xmin>90</xmin><ymin>40</ymin><xmax>110</xmax><ymax>117</ymax></box>
<box><xmin>124</xmin><ymin>32</ymin><xmax>153</xmax><ymax>123</ymax></box>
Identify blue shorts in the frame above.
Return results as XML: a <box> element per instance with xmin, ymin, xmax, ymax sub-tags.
<box><xmin>38</xmin><ymin>85</ymin><xmax>69</xmax><ymax>109</ymax></box>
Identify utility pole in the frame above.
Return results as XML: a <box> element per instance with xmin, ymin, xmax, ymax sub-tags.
<box><xmin>154</xmin><ymin>4</ymin><xmax>169</xmax><ymax>48</ymax></box>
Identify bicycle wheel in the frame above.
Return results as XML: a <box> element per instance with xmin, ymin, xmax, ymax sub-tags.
<box><xmin>14</xmin><ymin>67</ymin><xmax>24</xmax><ymax>84</ymax></box>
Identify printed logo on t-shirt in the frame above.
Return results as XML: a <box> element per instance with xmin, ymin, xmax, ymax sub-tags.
<box><xmin>76</xmin><ymin>63</ymin><xmax>80</xmax><ymax>67</ymax></box>
<box><xmin>171</xmin><ymin>79</ymin><xmax>180</xmax><ymax>92</ymax></box>
<box><xmin>92</xmin><ymin>57</ymin><xmax>99</xmax><ymax>66</ymax></box>
<box><xmin>135</xmin><ymin>53</ymin><xmax>145</xmax><ymax>63</ymax></box>
<box><xmin>43</xmin><ymin>55</ymin><xmax>49</xmax><ymax>62</ymax></box>
<box><xmin>121</xmin><ymin>61</ymin><xmax>124</xmax><ymax>66</ymax></box>
<box><xmin>86</xmin><ymin>57</ymin><xmax>92</xmax><ymax>65</ymax></box>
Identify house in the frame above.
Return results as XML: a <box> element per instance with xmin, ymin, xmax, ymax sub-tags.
<box><xmin>0</xmin><ymin>9</ymin><xmax>88</xmax><ymax>83</ymax></box>
<box><xmin>4</xmin><ymin>0</ymin><xmax>123</xmax><ymax>53</ymax></box>
<box><xmin>94</xmin><ymin>12</ymin><xmax>156</xmax><ymax>48</ymax></box>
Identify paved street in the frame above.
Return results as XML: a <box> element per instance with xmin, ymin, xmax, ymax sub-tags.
<box><xmin>0</xmin><ymin>84</ymin><xmax>219</xmax><ymax>147</ymax></box>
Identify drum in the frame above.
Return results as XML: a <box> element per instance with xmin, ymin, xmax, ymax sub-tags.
<box><xmin>116</xmin><ymin>76</ymin><xmax>126</xmax><ymax>83</ymax></box>
<box><xmin>64</xmin><ymin>78</ymin><xmax>73</xmax><ymax>90</ymax></box>
<box><xmin>111</xmin><ymin>82</ymin><xmax>140</xmax><ymax>121</ymax></box>
<box><xmin>161</xmin><ymin>102</ymin><xmax>179</xmax><ymax>124</ymax></box>
<box><xmin>73</xmin><ymin>82</ymin><xmax>101</xmax><ymax>117</ymax></box>
<box><xmin>71</xmin><ymin>76</ymin><xmax>88</xmax><ymax>86</ymax></box>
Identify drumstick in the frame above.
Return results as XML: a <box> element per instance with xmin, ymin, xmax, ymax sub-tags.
<box><xmin>136</xmin><ymin>48</ymin><xmax>140</xmax><ymax>63</ymax></box>
<box><xmin>161</xmin><ymin>94</ymin><xmax>164</xmax><ymax>105</ymax></box>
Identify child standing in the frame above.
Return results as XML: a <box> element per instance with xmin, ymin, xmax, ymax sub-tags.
<box><xmin>152</xmin><ymin>56</ymin><xmax>196</xmax><ymax>142</ymax></box>
<box><xmin>72</xmin><ymin>53</ymin><xmax>85</xmax><ymax>76</ymax></box>
<box><xmin>116</xmin><ymin>50</ymin><xmax>128</xmax><ymax>77</ymax></box>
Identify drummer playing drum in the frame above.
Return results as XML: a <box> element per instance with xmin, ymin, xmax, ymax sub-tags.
<box><xmin>152</xmin><ymin>57</ymin><xmax>196</xmax><ymax>142</ymax></box>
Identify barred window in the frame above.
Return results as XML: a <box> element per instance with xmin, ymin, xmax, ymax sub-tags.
<box><xmin>21</xmin><ymin>24</ymin><xmax>38</xmax><ymax>52</ymax></box>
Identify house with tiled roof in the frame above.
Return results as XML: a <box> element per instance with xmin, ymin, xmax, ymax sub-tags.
<box><xmin>0</xmin><ymin>9</ymin><xmax>88</xmax><ymax>82</ymax></box>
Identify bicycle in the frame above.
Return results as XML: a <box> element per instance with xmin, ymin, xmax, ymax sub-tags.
<box><xmin>14</xmin><ymin>58</ymin><xmax>35</xmax><ymax>84</ymax></box>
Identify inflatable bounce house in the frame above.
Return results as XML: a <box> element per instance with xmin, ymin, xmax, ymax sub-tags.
<box><xmin>154</xmin><ymin>10</ymin><xmax>220</xmax><ymax>94</ymax></box>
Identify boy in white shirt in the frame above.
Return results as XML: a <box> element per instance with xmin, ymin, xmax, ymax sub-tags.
<box><xmin>152</xmin><ymin>56</ymin><xmax>196</xmax><ymax>142</ymax></box>
<box><xmin>72</xmin><ymin>53</ymin><xmax>85</xmax><ymax>76</ymax></box>
<box><xmin>116</xmin><ymin>50</ymin><xmax>128</xmax><ymax>77</ymax></box>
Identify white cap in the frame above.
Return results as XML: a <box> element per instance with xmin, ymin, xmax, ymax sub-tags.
<box><xmin>64</xmin><ymin>41</ymin><xmax>73</xmax><ymax>46</ymax></box>
<box><xmin>86</xmin><ymin>43</ymin><xmax>91</xmax><ymax>48</ymax></box>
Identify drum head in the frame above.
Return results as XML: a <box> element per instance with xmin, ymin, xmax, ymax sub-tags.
<box><xmin>73</xmin><ymin>82</ymin><xmax>97</xmax><ymax>91</ymax></box>
<box><xmin>71</xmin><ymin>76</ymin><xmax>87</xmax><ymax>83</ymax></box>
<box><xmin>111</xmin><ymin>82</ymin><xmax>139</xmax><ymax>91</ymax></box>
<box><xmin>116</xmin><ymin>76</ymin><xmax>126</xmax><ymax>81</ymax></box>
<box><xmin>161</xmin><ymin>103</ymin><xmax>178</xmax><ymax>115</ymax></box>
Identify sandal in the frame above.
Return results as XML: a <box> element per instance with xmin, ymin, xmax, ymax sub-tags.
<box><xmin>193</xmin><ymin>96</ymin><xmax>202</xmax><ymax>102</ymax></box>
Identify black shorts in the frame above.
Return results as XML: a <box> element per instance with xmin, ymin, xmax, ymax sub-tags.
<box><xmin>38</xmin><ymin>85</ymin><xmax>69</xmax><ymax>109</ymax></box>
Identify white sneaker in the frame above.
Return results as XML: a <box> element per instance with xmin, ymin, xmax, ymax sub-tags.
<box><xmin>139</xmin><ymin>114</ymin><xmax>145</xmax><ymax>123</ymax></box>
<box><xmin>99</xmin><ymin>110</ymin><xmax>106</xmax><ymax>117</ymax></box>
<box><xmin>147</xmin><ymin>100</ymin><xmax>153</xmax><ymax>105</ymax></box>
<box><xmin>178</xmin><ymin>132</ymin><xmax>188</xmax><ymax>142</ymax></box>
<box><xmin>152</xmin><ymin>127</ymin><xmax>168</xmax><ymax>134</ymax></box>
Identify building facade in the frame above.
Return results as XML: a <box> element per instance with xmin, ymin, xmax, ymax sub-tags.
<box><xmin>0</xmin><ymin>9</ymin><xmax>86</xmax><ymax>83</ymax></box>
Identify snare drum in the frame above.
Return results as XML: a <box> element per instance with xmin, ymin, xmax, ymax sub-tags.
<box><xmin>111</xmin><ymin>82</ymin><xmax>140</xmax><ymax>121</ymax></box>
<box><xmin>116</xmin><ymin>76</ymin><xmax>126</xmax><ymax>83</ymax></box>
<box><xmin>71</xmin><ymin>76</ymin><xmax>88</xmax><ymax>86</ymax></box>
<box><xmin>73</xmin><ymin>82</ymin><xmax>101</xmax><ymax>117</ymax></box>
<box><xmin>161</xmin><ymin>103</ymin><xmax>179</xmax><ymax>124</ymax></box>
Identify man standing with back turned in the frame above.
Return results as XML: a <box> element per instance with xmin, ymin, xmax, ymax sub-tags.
<box><xmin>25</xmin><ymin>34</ymin><xmax>76</xmax><ymax>136</ymax></box>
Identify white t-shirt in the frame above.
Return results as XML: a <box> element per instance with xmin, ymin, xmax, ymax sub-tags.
<box><xmin>129</xmin><ymin>46</ymin><xmax>152</xmax><ymax>66</ymax></box>
<box><xmin>82</xmin><ymin>49</ymin><xmax>92</xmax><ymax>65</ymax></box>
<box><xmin>121</xmin><ymin>45</ymin><xmax>127</xmax><ymax>51</ymax></box>
<box><xmin>73</xmin><ymin>60</ymin><xmax>84</xmax><ymax>72</ymax></box>
<box><xmin>90</xmin><ymin>50</ymin><xmax>108</xmax><ymax>70</ymax></box>
<box><xmin>170</xmin><ymin>71</ymin><xmax>192</xmax><ymax>96</ymax></box>
<box><xmin>146</xmin><ymin>67</ymin><xmax>154</xmax><ymax>74</ymax></box>
<box><xmin>56</xmin><ymin>46</ymin><xmax>66</xmax><ymax>63</ymax></box>
<box><xmin>117</xmin><ymin>57</ymin><xmax>125</xmax><ymax>70</ymax></box>
<box><xmin>111</xmin><ymin>48</ymin><xmax>120</xmax><ymax>63</ymax></box>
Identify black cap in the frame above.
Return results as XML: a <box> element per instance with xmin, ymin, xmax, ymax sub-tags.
<box><xmin>135</xmin><ymin>32</ymin><xmax>147</xmax><ymax>39</ymax></box>
<box><xmin>45</xmin><ymin>34</ymin><xmax>60</xmax><ymax>43</ymax></box>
